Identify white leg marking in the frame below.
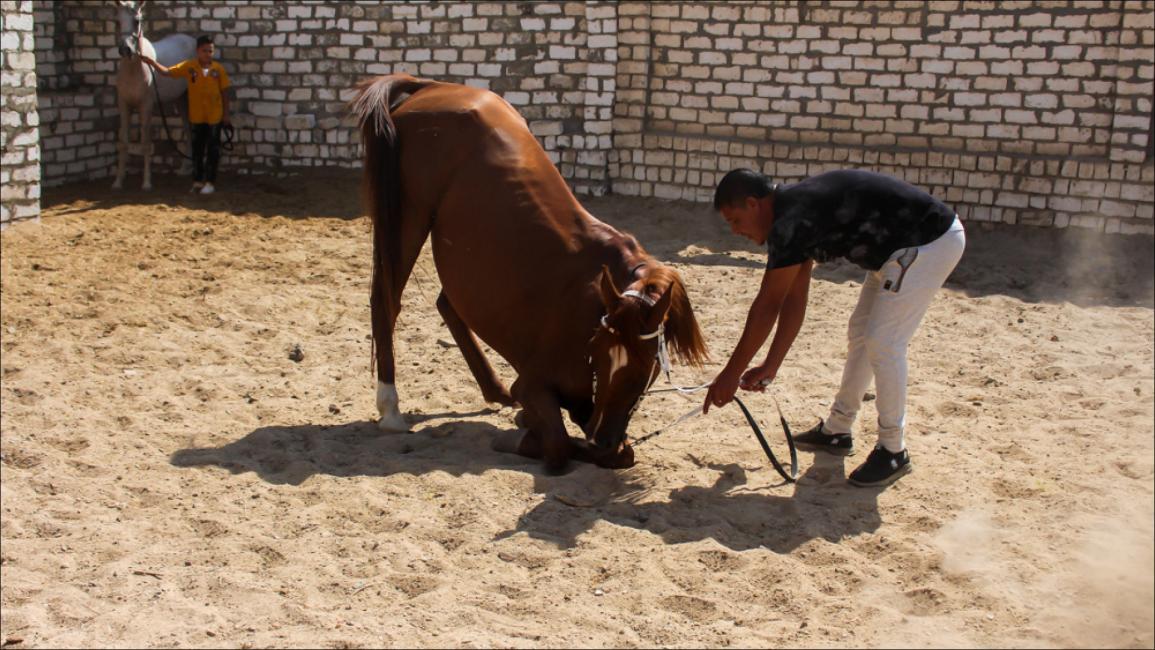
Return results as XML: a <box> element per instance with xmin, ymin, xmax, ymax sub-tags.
<box><xmin>376</xmin><ymin>381</ymin><xmax>409</xmax><ymax>432</ymax></box>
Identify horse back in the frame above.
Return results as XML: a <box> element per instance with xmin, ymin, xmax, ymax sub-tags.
<box><xmin>150</xmin><ymin>34</ymin><xmax>198</xmax><ymax>103</ymax></box>
<box><xmin>392</xmin><ymin>83</ymin><xmax>597</xmax><ymax>249</ymax></box>
<box><xmin>390</xmin><ymin>82</ymin><xmax>613</xmax><ymax>371</ymax></box>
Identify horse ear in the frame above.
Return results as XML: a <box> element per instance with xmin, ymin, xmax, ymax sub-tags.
<box><xmin>645</xmin><ymin>286</ymin><xmax>673</xmax><ymax>332</ymax></box>
<box><xmin>598</xmin><ymin>266</ymin><xmax>620</xmax><ymax>312</ymax></box>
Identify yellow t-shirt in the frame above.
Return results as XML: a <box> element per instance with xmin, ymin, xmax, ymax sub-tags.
<box><xmin>169</xmin><ymin>59</ymin><xmax>231</xmax><ymax>125</ymax></box>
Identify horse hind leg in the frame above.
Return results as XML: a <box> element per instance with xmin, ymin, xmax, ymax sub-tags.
<box><xmin>435</xmin><ymin>291</ymin><xmax>516</xmax><ymax>407</ymax></box>
<box><xmin>374</xmin><ymin>207</ymin><xmax>434</xmax><ymax>432</ymax></box>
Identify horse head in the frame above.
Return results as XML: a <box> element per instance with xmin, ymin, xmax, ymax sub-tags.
<box><xmin>116</xmin><ymin>0</ymin><xmax>147</xmax><ymax>58</ymax></box>
<box><xmin>586</xmin><ymin>264</ymin><xmax>707</xmax><ymax>461</ymax></box>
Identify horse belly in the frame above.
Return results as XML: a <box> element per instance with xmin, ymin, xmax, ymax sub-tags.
<box><xmin>430</xmin><ymin>228</ymin><xmax>540</xmax><ymax>367</ymax></box>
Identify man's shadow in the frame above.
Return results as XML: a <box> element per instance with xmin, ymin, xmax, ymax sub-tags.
<box><xmin>171</xmin><ymin>415</ymin><xmax>881</xmax><ymax>553</ymax></box>
<box><xmin>497</xmin><ymin>453</ymin><xmax>882</xmax><ymax>553</ymax></box>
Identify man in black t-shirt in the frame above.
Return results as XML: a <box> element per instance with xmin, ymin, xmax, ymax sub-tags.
<box><xmin>702</xmin><ymin>168</ymin><xmax>967</xmax><ymax>487</ymax></box>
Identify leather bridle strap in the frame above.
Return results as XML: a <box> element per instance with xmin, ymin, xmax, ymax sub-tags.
<box><xmin>593</xmin><ymin>290</ymin><xmax>798</xmax><ymax>482</ymax></box>
<box><xmin>633</xmin><ymin>383</ymin><xmax>799</xmax><ymax>484</ymax></box>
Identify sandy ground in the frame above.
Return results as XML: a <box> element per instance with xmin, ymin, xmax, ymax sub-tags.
<box><xmin>2</xmin><ymin>170</ymin><xmax>1153</xmax><ymax>649</ymax></box>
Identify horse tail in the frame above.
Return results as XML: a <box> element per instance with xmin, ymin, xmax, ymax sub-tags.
<box><xmin>349</xmin><ymin>74</ymin><xmax>435</xmax><ymax>375</ymax></box>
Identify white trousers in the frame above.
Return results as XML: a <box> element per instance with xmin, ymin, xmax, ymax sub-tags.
<box><xmin>824</xmin><ymin>217</ymin><xmax>966</xmax><ymax>452</ymax></box>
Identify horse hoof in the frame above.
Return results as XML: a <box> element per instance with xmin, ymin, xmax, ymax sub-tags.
<box><xmin>377</xmin><ymin>413</ymin><xmax>409</xmax><ymax>433</ymax></box>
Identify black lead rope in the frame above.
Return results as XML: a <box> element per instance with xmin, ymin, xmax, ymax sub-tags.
<box><xmin>148</xmin><ymin>66</ymin><xmax>236</xmax><ymax>158</ymax></box>
<box><xmin>733</xmin><ymin>394</ymin><xmax>799</xmax><ymax>484</ymax></box>
<box><xmin>633</xmin><ymin>384</ymin><xmax>799</xmax><ymax>484</ymax></box>
<box><xmin>149</xmin><ymin>66</ymin><xmax>194</xmax><ymax>162</ymax></box>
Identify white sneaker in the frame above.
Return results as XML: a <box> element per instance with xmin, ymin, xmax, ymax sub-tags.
<box><xmin>191</xmin><ymin>182</ymin><xmax>205</xmax><ymax>193</ymax></box>
<box><xmin>200</xmin><ymin>183</ymin><xmax>215</xmax><ymax>195</ymax></box>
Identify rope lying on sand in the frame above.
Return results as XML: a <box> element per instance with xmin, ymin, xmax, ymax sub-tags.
<box><xmin>633</xmin><ymin>382</ymin><xmax>799</xmax><ymax>483</ymax></box>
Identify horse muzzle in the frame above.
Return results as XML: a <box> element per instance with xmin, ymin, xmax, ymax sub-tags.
<box><xmin>590</xmin><ymin>417</ymin><xmax>629</xmax><ymax>457</ymax></box>
<box><xmin>589</xmin><ymin>436</ymin><xmax>635</xmax><ymax>469</ymax></box>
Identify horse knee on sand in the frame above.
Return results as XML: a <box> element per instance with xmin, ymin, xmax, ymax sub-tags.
<box><xmin>352</xmin><ymin>74</ymin><xmax>708</xmax><ymax>471</ymax></box>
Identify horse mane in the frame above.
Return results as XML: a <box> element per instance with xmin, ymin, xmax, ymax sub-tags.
<box><xmin>637</xmin><ymin>262</ymin><xmax>709</xmax><ymax>368</ymax></box>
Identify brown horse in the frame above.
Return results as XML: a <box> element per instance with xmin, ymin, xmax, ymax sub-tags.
<box><xmin>351</xmin><ymin>74</ymin><xmax>707</xmax><ymax>471</ymax></box>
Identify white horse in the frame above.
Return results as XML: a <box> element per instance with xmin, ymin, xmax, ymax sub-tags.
<box><xmin>112</xmin><ymin>0</ymin><xmax>196</xmax><ymax>190</ymax></box>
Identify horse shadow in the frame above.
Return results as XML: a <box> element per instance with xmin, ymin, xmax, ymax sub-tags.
<box><xmin>170</xmin><ymin>414</ymin><xmax>542</xmax><ymax>486</ymax></box>
<box><xmin>42</xmin><ymin>168</ymin><xmax>364</xmax><ymax>221</ymax></box>
<box><xmin>496</xmin><ymin>453</ymin><xmax>882</xmax><ymax>553</ymax></box>
<box><xmin>171</xmin><ymin>415</ymin><xmax>881</xmax><ymax>553</ymax></box>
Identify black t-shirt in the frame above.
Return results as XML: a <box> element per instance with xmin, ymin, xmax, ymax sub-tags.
<box><xmin>766</xmin><ymin>170</ymin><xmax>957</xmax><ymax>271</ymax></box>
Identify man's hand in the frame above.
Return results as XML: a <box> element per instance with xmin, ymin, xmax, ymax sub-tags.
<box><xmin>703</xmin><ymin>367</ymin><xmax>741</xmax><ymax>415</ymax></box>
<box><xmin>739</xmin><ymin>364</ymin><xmax>775</xmax><ymax>392</ymax></box>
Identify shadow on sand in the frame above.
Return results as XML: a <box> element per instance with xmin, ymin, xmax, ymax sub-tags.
<box><xmin>584</xmin><ymin>195</ymin><xmax>1154</xmax><ymax>309</ymax></box>
<box><xmin>44</xmin><ymin>173</ymin><xmax>1152</xmax><ymax>308</ymax></box>
<box><xmin>42</xmin><ymin>167</ymin><xmax>364</xmax><ymax>222</ymax></box>
<box><xmin>171</xmin><ymin>413</ymin><xmax>881</xmax><ymax>553</ymax></box>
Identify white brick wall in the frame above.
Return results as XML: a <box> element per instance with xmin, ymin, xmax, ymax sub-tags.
<box><xmin>28</xmin><ymin>0</ymin><xmax>1155</xmax><ymax>234</ymax></box>
<box><xmin>2</xmin><ymin>0</ymin><xmax>42</xmax><ymax>228</ymax></box>
<box><xmin>615</xmin><ymin>0</ymin><xmax>1154</xmax><ymax>233</ymax></box>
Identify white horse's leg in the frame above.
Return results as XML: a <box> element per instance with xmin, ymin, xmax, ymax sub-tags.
<box><xmin>140</xmin><ymin>102</ymin><xmax>153</xmax><ymax>190</ymax></box>
<box><xmin>112</xmin><ymin>100</ymin><xmax>130</xmax><ymax>190</ymax></box>
<box><xmin>376</xmin><ymin>381</ymin><xmax>409</xmax><ymax>432</ymax></box>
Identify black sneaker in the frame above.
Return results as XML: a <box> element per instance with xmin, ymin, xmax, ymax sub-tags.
<box><xmin>792</xmin><ymin>419</ymin><xmax>854</xmax><ymax>456</ymax></box>
<box><xmin>848</xmin><ymin>445</ymin><xmax>912</xmax><ymax>487</ymax></box>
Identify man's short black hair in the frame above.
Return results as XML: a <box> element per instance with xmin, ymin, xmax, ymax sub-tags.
<box><xmin>196</xmin><ymin>35</ymin><xmax>214</xmax><ymax>48</ymax></box>
<box><xmin>713</xmin><ymin>168</ymin><xmax>774</xmax><ymax>210</ymax></box>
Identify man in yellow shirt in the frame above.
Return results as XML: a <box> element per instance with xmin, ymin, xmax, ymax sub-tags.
<box><xmin>142</xmin><ymin>35</ymin><xmax>231</xmax><ymax>194</ymax></box>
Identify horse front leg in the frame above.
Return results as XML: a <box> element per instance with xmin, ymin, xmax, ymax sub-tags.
<box><xmin>139</xmin><ymin>102</ymin><xmax>153</xmax><ymax>190</ymax></box>
<box><xmin>512</xmin><ymin>380</ymin><xmax>571</xmax><ymax>474</ymax></box>
<box><xmin>436</xmin><ymin>291</ymin><xmax>516</xmax><ymax>407</ymax></box>
<box><xmin>112</xmin><ymin>101</ymin><xmax>130</xmax><ymax>190</ymax></box>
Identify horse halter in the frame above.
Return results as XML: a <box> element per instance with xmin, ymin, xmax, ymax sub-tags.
<box><xmin>128</xmin><ymin>11</ymin><xmax>143</xmax><ymax>56</ymax></box>
<box><xmin>590</xmin><ymin>289</ymin><xmax>670</xmax><ymax>429</ymax></box>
